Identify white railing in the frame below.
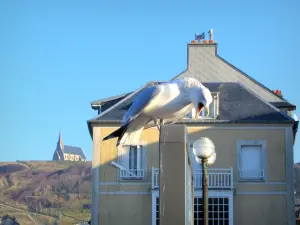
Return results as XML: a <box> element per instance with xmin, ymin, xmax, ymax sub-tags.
<box><xmin>194</xmin><ymin>168</ymin><xmax>233</xmax><ymax>189</ymax></box>
<box><xmin>120</xmin><ymin>169</ymin><xmax>145</xmax><ymax>179</ymax></box>
<box><xmin>239</xmin><ymin>169</ymin><xmax>264</xmax><ymax>179</ymax></box>
<box><xmin>152</xmin><ymin>167</ymin><xmax>233</xmax><ymax>189</ymax></box>
<box><xmin>152</xmin><ymin>168</ymin><xmax>159</xmax><ymax>189</ymax></box>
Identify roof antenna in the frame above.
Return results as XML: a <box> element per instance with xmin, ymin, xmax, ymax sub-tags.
<box><xmin>208</xmin><ymin>28</ymin><xmax>214</xmax><ymax>43</ymax></box>
<box><xmin>195</xmin><ymin>32</ymin><xmax>205</xmax><ymax>43</ymax></box>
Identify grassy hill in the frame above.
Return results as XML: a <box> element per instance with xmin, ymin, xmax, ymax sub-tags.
<box><xmin>0</xmin><ymin>161</ymin><xmax>92</xmax><ymax>225</ymax></box>
<box><xmin>2</xmin><ymin>160</ymin><xmax>300</xmax><ymax>224</ymax></box>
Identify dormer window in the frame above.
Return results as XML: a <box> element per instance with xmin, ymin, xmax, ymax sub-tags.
<box><xmin>186</xmin><ymin>92</ymin><xmax>219</xmax><ymax>119</ymax></box>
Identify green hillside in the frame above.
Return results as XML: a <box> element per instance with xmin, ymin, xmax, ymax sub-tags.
<box><xmin>0</xmin><ymin>161</ymin><xmax>92</xmax><ymax>225</ymax></box>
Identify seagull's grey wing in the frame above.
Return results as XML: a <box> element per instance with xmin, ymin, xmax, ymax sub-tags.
<box><xmin>122</xmin><ymin>85</ymin><xmax>161</xmax><ymax>125</ymax></box>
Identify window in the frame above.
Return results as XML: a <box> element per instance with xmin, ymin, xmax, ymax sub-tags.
<box><xmin>156</xmin><ymin>198</ymin><xmax>160</xmax><ymax>225</ymax></box>
<box><xmin>185</xmin><ymin>93</ymin><xmax>219</xmax><ymax>119</ymax></box>
<box><xmin>194</xmin><ymin>197</ymin><xmax>230</xmax><ymax>225</ymax></box>
<box><xmin>118</xmin><ymin>145</ymin><xmax>145</xmax><ymax>180</ymax></box>
<box><xmin>237</xmin><ymin>140</ymin><xmax>266</xmax><ymax>181</ymax></box>
<box><xmin>155</xmin><ymin>197</ymin><xmax>230</xmax><ymax>225</ymax></box>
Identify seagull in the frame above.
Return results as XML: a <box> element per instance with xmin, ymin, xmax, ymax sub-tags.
<box><xmin>102</xmin><ymin>77</ymin><xmax>213</xmax><ymax>147</ymax></box>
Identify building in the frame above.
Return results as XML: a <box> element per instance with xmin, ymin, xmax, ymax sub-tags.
<box><xmin>52</xmin><ymin>132</ymin><xmax>87</xmax><ymax>161</ymax></box>
<box><xmin>87</xmin><ymin>34</ymin><xmax>298</xmax><ymax>225</ymax></box>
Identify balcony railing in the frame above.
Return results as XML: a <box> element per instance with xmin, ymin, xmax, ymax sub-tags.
<box><xmin>120</xmin><ymin>169</ymin><xmax>145</xmax><ymax>179</ymax></box>
<box><xmin>239</xmin><ymin>169</ymin><xmax>264</xmax><ymax>180</ymax></box>
<box><xmin>152</xmin><ymin>167</ymin><xmax>233</xmax><ymax>189</ymax></box>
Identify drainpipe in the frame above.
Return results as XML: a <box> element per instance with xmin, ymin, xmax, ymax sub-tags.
<box><xmin>293</xmin><ymin>114</ymin><xmax>299</xmax><ymax>145</ymax></box>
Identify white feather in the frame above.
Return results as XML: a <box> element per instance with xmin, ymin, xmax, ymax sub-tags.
<box><xmin>106</xmin><ymin>77</ymin><xmax>213</xmax><ymax>147</ymax></box>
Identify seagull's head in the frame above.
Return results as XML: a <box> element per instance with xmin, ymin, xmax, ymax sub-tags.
<box><xmin>190</xmin><ymin>87</ymin><xmax>213</xmax><ymax>119</ymax></box>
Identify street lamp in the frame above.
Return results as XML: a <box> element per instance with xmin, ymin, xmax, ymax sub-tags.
<box><xmin>192</xmin><ymin>137</ymin><xmax>216</xmax><ymax>225</ymax></box>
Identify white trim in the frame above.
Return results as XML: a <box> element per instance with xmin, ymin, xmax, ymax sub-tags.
<box><xmin>117</xmin><ymin>144</ymin><xmax>146</xmax><ymax>181</ymax></box>
<box><xmin>99</xmin><ymin>191</ymin><xmax>151</xmax><ymax>195</ymax></box>
<box><xmin>99</xmin><ymin>182</ymin><xmax>151</xmax><ymax>185</ymax></box>
<box><xmin>100</xmin><ymin>181</ymin><xmax>287</xmax><ymax>186</ymax></box>
<box><xmin>152</xmin><ymin>190</ymin><xmax>234</xmax><ymax>225</ymax></box>
<box><xmin>233</xmin><ymin>182</ymin><xmax>286</xmax><ymax>185</ymax></box>
<box><xmin>235</xmin><ymin>191</ymin><xmax>287</xmax><ymax>195</ymax></box>
<box><xmin>285</xmin><ymin>127</ymin><xmax>296</xmax><ymax>225</ymax></box>
<box><xmin>97</xmin><ymin>189</ymin><xmax>288</xmax><ymax>195</ymax></box>
<box><xmin>236</xmin><ymin>140</ymin><xmax>267</xmax><ymax>182</ymax></box>
<box><xmin>91</xmin><ymin>127</ymin><xmax>101</xmax><ymax>225</ymax></box>
<box><xmin>98</xmin><ymin>125</ymin><xmax>291</xmax><ymax>130</ymax></box>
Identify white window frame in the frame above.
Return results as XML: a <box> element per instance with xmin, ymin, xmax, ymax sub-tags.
<box><xmin>237</xmin><ymin>140</ymin><xmax>267</xmax><ymax>182</ymax></box>
<box><xmin>118</xmin><ymin>145</ymin><xmax>145</xmax><ymax>180</ymax></box>
<box><xmin>185</xmin><ymin>92</ymin><xmax>219</xmax><ymax>119</ymax></box>
<box><xmin>151</xmin><ymin>190</ymin><xmax>233</xmax><ymax>225</ymax></box>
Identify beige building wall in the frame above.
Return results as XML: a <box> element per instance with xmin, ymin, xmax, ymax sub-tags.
<box><xmin>92</xmin><ymin>124</ymin><xmax>292</xmax><ymax>225</ymax></box>
<box><xmin>234</xmin><ymin>195</ymin><xmax>287</xmax><ymax>225</ymax></box>
<box><xmin>99</xmin><ymin>195</ymin><xmax>152</xmax><ymax>225</ymax></box>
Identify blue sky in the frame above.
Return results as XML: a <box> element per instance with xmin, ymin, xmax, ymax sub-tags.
<box><xmin>1</xmin><ymin>0</ymin><xmax>299</xmax><ymax>162</ymax></box>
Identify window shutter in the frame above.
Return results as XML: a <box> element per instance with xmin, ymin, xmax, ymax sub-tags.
<box><xmin>241</xmin><ymin>146</ymin><xmax>261</xmax><ymax>171</ymax></box>
<box><xmin>119</xmin><ymin>146</ymin><xmax>130</xmax><ymax>169</ymax></box>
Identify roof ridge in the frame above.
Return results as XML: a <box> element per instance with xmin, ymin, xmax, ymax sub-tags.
<box><xmin>87</xmin><ymin>81</ymin><xmax>158</xmax><ymax>123</ymax></box>
<box><xmin>236</xmin><ymin>82</ymin><xmax>294</xmax><ymax>121</ymax></box>
<box><xmin>90</xmin><ymin>92</ymin><xmax>133</xmax><ymax>106</ymax></box>
<box><xmin>64</xmin><ymin>145</ymin><xmax>82</xmax><ymax>149</ymax></box>
<box><xmin>216</xmin><ymin>54</ymin><xmax>292</xmax><ymax>104</ymax></box>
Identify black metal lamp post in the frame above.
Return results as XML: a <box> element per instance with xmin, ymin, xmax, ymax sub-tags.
<box><xmin>193</xmin><ymin>137</ymin><xmax>216</xmax><ymax>225</ymax></box>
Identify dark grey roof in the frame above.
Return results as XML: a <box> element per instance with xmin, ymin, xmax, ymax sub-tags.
<box><xmin>88</xmin><ymin>82</ymin><xmax>294</xmax><ymax>125</ymax></box>
<box><xmin>63</xmin><ymin>145</ymin><xmax>86</xmax><ymax>159</ymax></box>
<box><xmin>91</xmin><ymin>92</ymin><xmax>133</xmax><ymax>110</ymax></box>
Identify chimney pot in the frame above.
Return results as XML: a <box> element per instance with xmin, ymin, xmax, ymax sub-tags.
<box><xmin>272</xmin><ymin>89</ymin><xmax>283</xmax><ymax>97</ymax></box>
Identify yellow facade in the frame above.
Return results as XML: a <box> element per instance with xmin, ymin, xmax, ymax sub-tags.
<box><xmin>92</xmin><ymin>124</ymin><xmax>294</xmax><ymax>225</ymax></box>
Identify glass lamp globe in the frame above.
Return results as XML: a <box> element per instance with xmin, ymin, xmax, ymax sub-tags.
<box><xmin>195</xmin><ymin>152</ymin><xmax>216</xmax><ymax>166</ymax></box>
<box><xmin>192</xmin><ymin>137</ymin><xmax>215</xmax><ymax>159</ymax></box>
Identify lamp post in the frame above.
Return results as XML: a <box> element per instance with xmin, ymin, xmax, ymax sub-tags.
<box><xmin>193</xmin><ymin>137</ymin><xmax>216</xmax><ymax>225</ymax></box>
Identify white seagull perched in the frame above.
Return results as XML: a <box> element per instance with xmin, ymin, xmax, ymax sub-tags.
<box><xmin>102</xmin><ymin>77</ymin><xmax>213</xmax><ymax>147</ymax></box>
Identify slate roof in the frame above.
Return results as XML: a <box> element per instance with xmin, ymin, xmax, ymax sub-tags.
<box><xmin>90</xmin><ymin>92</ymin><xmax>133</xmax><ymax>111</ymax></box>
<box><xmin>172</xmin><ymin>43</ymin><xmax>295</xmax><ymax>108</ymax></box>
<box><xmin>88</xmin><ymin>82</ymin><xmax>294</xmax><ymax>126</ymax></box>
<box><xmin>63</xmin><ymin>145</ymin><xmax>86</xmax><ymax>160</ymax></box>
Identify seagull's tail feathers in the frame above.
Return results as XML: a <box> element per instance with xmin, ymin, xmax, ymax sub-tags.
<box><xmin>117</xmin><ymin>116</ymin><xmax>151</xmax><ymax>147</ymax></box>
<box><xmin>102</xmin><ymin>123</ymin><xmax>130</xmax><ymax>143</ymax></box>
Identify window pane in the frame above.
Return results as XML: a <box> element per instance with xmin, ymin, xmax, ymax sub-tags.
<box><xmin>129</xmin><ymin>146</ymin><xmax>136</xmax><ymax>170</ymax></box>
